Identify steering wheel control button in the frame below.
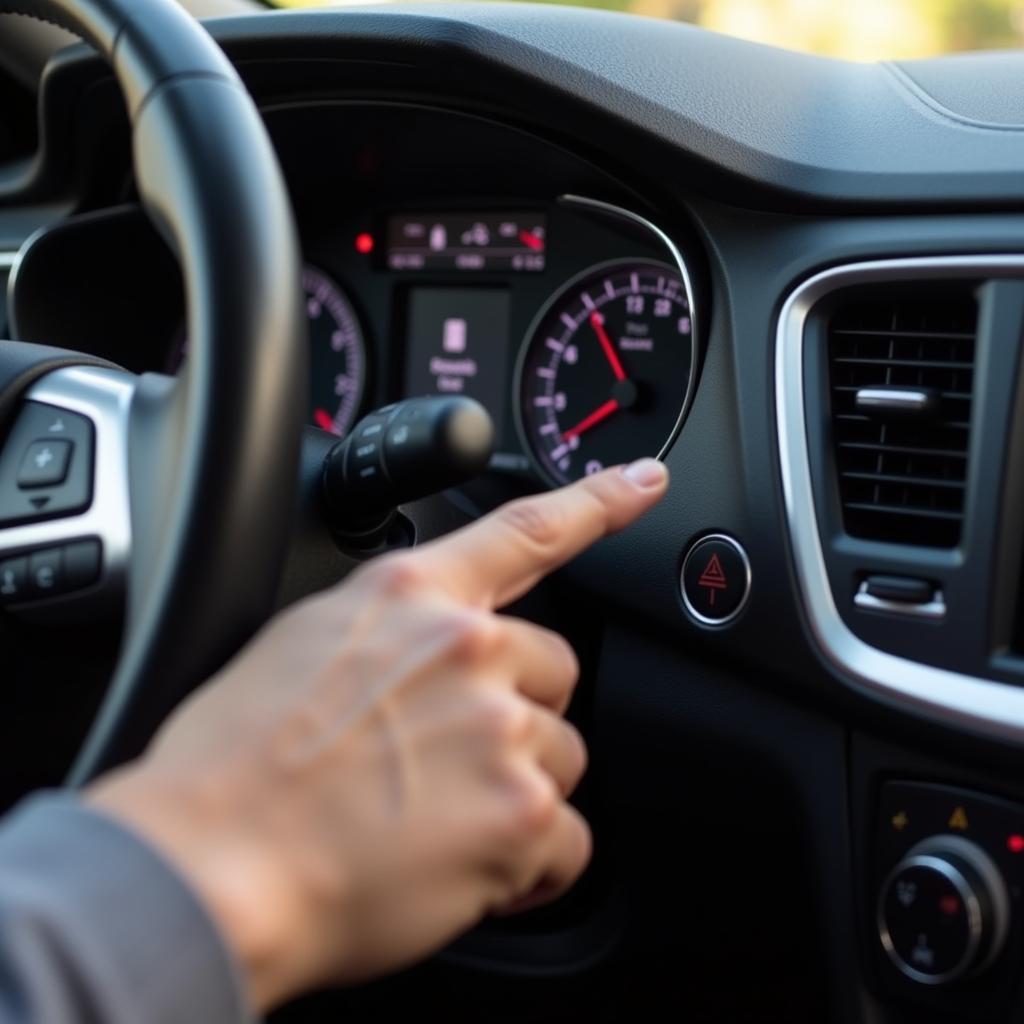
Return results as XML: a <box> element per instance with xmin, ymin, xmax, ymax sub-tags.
<box><xmin>681</xmin><ymin>534</ymin><xmax>751</xmax><ymax>626</ymax></box>
<box><xmin>0</xmin><ymin>402</ymin><xmax>94</xmax><ymax>526</ymax></box>
<box><xmin>0</xmin><ymin>557</ymin><xmax>28</xmax><ymax>603</ymax></box>
<box><xmin>0</xmin><ymin>540</ymin><xmax>103</xmax><ymax>606</ymax></box>
<box><xmin>878</xmin><ymin>836</ymin><xmax>1010</xmax><ymax>986</ymax></box>
<box><xmin>63</xmin><ymin>539</ymin><xmax>102</xmax><ymax>591</ymax></box>
<box><xmin>27</xmin><ymin>548</ymin><xmax>61</xmax><ymax>597</ymax></box>
<box><xmin>16</xmin><ymin>439</ymin><xmax>73</xmax><ymax>489</ymax></box>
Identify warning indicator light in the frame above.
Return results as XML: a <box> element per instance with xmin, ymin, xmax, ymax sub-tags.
<box><xmin>680</xmin><ymin>534</ymin><xmax>751</xmax><ymax>627</ymax></box>
<box><xmin>698</xmin><ymin>553</ymin><xmax>728</xmax><ymax>606</ymax></box>
<box><xmin>939</xmin><ymin>894</ymin><xmax>961</xmax><ymax>917</ymax></box>
<box><xmin>1007</xmin><ymin>834</ymin><xmax>1024</xmax><ymax>854</ymax></box>
<box><xmin>948</xmin><ymin>806</ymin><xmax>969</xmax><ymax>831</ymax></box>
<box><xmin>355</xmin><ymin>232</ymin><xmax>375</xmax><ymax>255</ymax></box>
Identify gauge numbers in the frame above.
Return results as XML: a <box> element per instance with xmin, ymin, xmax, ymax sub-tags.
<box><xmin>518</xmin><ymin>260</ymin><xmax>696</xmax><ymax>485</ymax></box>
<box><xmin>305</xmin><ymin>265</ymin><xmax>367</xmax><ymax>437</ymax></box>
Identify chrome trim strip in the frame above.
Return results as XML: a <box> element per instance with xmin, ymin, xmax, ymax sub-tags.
<box><xmin>5</xmin><ymin>226</ymin><xmax>55</xmax><ymax>340</ymax></box>
<box><xmin>0</xmin><ymin>366</ymin><xmax>134</xmax><ymax>613</ymax></box>
<box><xmin>853</xmin><ymin>582</ymin><xmax>946</xmax><ymax>621</ymax></box>
<box><xmin>776</xmin><ymin>255</ymin><xmax>1024</xmax><ymax>742</ymax></box>
<box><xmin>0</xmin><ymin>251</ymin><xmax>14</xmax><ymax>335</ymax></box>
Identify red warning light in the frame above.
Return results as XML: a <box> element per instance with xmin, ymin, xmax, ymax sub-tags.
<box><xmin>355</xmin><ymin>232</ymin><xmax>375</xmax><ymax>255</ymax></box>
<box><xmin>1007</xmin><ymin>834</ymin><xmax>1024</xmax><ymax>854</ymax></box>
<box><xmin>939</xmin><ymin>894</ymin><xmax>961</xmax><ymax>917</ymax></box>
<box><xmin>698</xmin><ymin>553</ymin><xmax>728</xmax><ymax>606</ymax></box>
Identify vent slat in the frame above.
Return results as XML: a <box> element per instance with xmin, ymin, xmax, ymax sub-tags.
<box><xmin>833</xmin><ymin>386</ymin><xmax>971</xmax><ymax>400</ymax></box>
<box><xmin>840</xmin><ymin>471</ymin><xmax>965</xmax><ymax>491</ymax></box>
<box><xmin>834</xmin><ymin>414</ymin><xmax>969</xmax><ymax>430</ymax></box>
<box><xmin>838</xmin><ymin>441</ymin><xmax>968</xmax><ymax>459</ymax></box>
<box><xmin>843</xmin><ymin>502</ymin><xmax>964</xmax><ymax>522</ymax></box>
<box><xmin>832</xmin><ymin>328</ymin><xmax>974</xmax><ymax>341</ymax></box>
<box><xmin>828</xmin><ymin>285</ymin><xmax>977</xmax><ymax>548</ymax></box>
<box><xmin>833</xmin><ymin>357</ymin><xmax>973</xmax><ymax>371</ymax></box>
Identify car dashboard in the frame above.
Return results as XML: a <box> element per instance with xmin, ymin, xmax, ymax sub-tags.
<box><xmin>6</xmin><ymin>100</ymin><xmax>708</xmax><ymax>498</ymax></box>
<box><xmin>4</xmin><ymin>5</ymin><xmax>1024</xmax><ymax>1022</ymax></box>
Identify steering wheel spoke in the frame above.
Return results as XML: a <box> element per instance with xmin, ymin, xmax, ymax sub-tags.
<box><xmin>0</xmin><ymin>364</ymin><xmax>135</xmax><ymax>618</ymax></box>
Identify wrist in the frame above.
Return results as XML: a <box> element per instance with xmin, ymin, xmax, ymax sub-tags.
<box><xmin>87</xmin><ymin>764</ymin><xmax>307</xmax><ymax>1012</ymax></box>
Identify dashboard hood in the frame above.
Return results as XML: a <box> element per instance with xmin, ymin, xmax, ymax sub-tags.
<box><xmin>193</xmin><ymin>2</ymin><xmax>1024</xmax><ymax>207</ymax></box>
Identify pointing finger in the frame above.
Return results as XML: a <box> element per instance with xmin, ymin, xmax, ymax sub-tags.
<box><xmin>413</xmin><ymin>459</ymin><xmax>668</xmax><ymax>609</ymax></box>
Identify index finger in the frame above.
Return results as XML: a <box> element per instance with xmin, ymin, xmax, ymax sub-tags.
<box><xmin>413</xmin><ymin>459</ymin><xmax>668</xmax><ymax>609</ymax></box>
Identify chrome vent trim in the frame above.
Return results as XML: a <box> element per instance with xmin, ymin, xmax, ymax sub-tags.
<box><xmin>776</xmin><ymin>256</ymin><xmax>1024</xmax><ymax>743</ymax></box>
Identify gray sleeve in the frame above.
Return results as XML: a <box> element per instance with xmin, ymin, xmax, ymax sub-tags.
<box><xmin>0</xmin><ymin>793</ymin><xmax>252</xmax><ymax>1024</ymax></box>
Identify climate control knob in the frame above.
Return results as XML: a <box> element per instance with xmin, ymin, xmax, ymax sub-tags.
<box><xmin>878</xmin><ymin>835</ymin><xmax>1010</xmax><ymax>985</ymax></box>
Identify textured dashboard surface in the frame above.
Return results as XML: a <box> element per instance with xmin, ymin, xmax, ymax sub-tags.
<box><xmin>196</xmin><ymin>3</ymin><xmax>1024</xmax><ymax>205</ymax></box>
<box><xmin>890</xmin><ymin>51</ymin><xmax>1024</xmax><ymax>128</ymax></box>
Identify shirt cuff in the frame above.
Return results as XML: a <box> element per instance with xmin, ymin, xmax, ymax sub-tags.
<box><xmin>0</xmin><ymin>791</ymin><xmax>253</xmax><ymax>1024</ymax></box>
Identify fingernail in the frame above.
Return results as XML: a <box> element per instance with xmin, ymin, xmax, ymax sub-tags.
<box><xmin>621</xmin><ymin>458</ymin><xmax>668</xmax><ymax>489</ymax></box>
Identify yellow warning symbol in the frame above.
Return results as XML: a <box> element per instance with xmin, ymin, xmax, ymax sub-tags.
<box><xmin>891</xmin><ymin>811</ymin><xmax>909</xmax><ymax>831</ymax></box>
<box><xmin>948</xmin><ymin>806</ymin><xmax>969</xmax><ymax>831</ymax></box>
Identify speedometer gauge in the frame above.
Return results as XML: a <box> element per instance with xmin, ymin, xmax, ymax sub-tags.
<box><xmin>305</xmin><ymin>265</ymin><xmax>367</xmax><ymax>437</ymax></box>
<box><xmin>517</xmin><ymin>259</ymin><xmax>697</xmax><ymax>485</ymax></box>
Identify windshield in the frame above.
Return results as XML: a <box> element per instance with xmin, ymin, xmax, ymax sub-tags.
<box><xmin>267</xmin><ymin>0</ymin><xmax>1023</xmax><ymax>61</ymax></box>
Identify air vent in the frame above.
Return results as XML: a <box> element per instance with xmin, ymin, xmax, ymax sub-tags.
<box><xmin>827</xmin><ymin>284</ymin><xmax>977</xmax><ymax>547</ymax></box>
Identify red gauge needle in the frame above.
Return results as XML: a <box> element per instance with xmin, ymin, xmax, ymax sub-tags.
<box><xmin>562</xmin><ymin>398</ymin><xmax>620</xmax><ymax>441</ymax></box>
<box><xmin>589</xmin><ymin>312</ymin><xmax>627</xmax><ymax>382</ymax></box>
<box><xmin>314</xmin><ymin>408</ymin><xmax>335</xmax><ymax>432</ymax></box>
<box><xmin>518</xmin><ymin>229</ymin><xmax>544</xmax><ymax>252</ymax></box>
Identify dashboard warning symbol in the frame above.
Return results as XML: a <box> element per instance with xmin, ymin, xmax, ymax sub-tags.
<box><xmin>948</xmin><ymin>806</ymin><xmax>969</xmax><ymax>831</ymax></box>
<box><xmin>698</xmin><ymin>553</ymin><xmax>728</xmax><ymax>606</ymax></box>
<box><xmin>681</xmin><ymin>536</ymin><xmax>750</xmax><ymax>626</ymax></box>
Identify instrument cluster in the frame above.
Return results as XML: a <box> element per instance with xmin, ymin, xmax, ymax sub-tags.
<box><xmin>4</xmin><ymin>97</ymin><xmax>705</xmax><ymax>493</ymax></box>
<box><xmin>301</xmin><ymin>196</ymin><xmax>701</xmax><ymax>488</ymax></box>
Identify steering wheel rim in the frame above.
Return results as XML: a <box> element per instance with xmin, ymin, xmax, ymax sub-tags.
<box><xmin>0</xmin><ymin>0</ymin><xmax>307</xmax><ymax>782</ymax></box>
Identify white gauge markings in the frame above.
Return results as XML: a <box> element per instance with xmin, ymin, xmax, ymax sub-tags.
<box><xmin>521</xmin><ymin>262</ymin><xmax>693</xmax><ymax>484</ymax></box>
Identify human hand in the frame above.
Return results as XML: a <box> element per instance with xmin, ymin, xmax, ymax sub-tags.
<box><xmin>87</xmin><ymin>459</ymin><xmax>668</xmax><ymax>1011</ymax></box>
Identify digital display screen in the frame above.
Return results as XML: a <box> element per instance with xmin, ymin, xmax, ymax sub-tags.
<box><xmin>404</xmin><ymin>288</ymin><xmax>511</xmax><ymax>442</ymax></box>
<box><xmin>386</xmin><ymin>212</ymin><xmax>546</xmax><ymax>272</ymax></box>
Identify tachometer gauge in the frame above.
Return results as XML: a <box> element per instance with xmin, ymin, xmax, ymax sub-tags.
<box><xmin>517</xmin><ymin>259</ymin><xmax>696</xmax><ymax>485</ymax></box>
<box><xmin>305</xmin><ymin>265</ymin><xmax>367</xmax><ymax>437</ymax></box>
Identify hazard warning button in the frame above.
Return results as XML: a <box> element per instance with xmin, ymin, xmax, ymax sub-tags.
<box><xmin>681</xmin><ymin>534</ymin><xmax>751</xmax><ymax>626</ymax></box>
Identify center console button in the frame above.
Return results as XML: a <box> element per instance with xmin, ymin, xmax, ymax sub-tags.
<box><xmin>878</xmin><ymin>835</ymin><xmax>1009</xmax><ymax>985</ymax></box>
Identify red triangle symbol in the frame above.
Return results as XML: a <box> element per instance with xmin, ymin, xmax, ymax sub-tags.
<box><xmin>698</xmin><ymin>553</ymin><xmax>728</xmax><ymax>590</ymax></box>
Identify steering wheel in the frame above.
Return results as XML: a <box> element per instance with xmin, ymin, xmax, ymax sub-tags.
<box><xmin>0</xmin><ymin>0</ymin><xmax>306</xmax><ymax>782</ymax></box>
